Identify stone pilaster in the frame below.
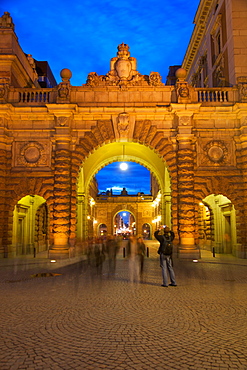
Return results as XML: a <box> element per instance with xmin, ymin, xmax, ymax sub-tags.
<box><xmin>0</xmin><ymin>117</ymin><xmax>11</xmax><ymax>257</ymax></box>
<box><xmin>76</xmin><ymin>193</ymin><xmax>86</xmax><ymax>245</ymax></box>
<box><xmin>176</xmin><ymin>114</ymin><xmax>199</xmax><ymax>257</ymax></box>
<box><xmin>0</xmin><ymin>148</ymin><xmax>8</xmax><ymax>257</ymax></box>
<box><xmin>50</xmin><ymin>124</ymin><xmax>72</xmax><ymax>259</ymax></box>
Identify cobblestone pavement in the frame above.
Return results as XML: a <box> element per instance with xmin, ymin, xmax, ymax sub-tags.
<box><xmin>0</xmin><ymin>244</ymin><xmax>247</xmax><ymax>370</ymax></box>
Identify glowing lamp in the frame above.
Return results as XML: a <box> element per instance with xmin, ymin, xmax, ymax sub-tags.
<box><xmin>120</xmin><ymin>162</ymin><xmax>128</xmax><ymax>170</ymax></box>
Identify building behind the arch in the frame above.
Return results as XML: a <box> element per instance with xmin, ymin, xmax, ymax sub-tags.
<box><xmin>0</xmin><ymin>0</ymin><xmax>247</xmax><ymax>259</ymax></box>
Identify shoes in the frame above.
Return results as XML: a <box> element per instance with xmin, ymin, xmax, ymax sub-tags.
<box><xmin>161</xmin><ymin>284</ymin><xmax>168</xmax><ymax>287</ymax></box>
<box><xmin>169</xmin><ymin>283</ymin><xmax>177</xmax><ymax>286</ymax></box>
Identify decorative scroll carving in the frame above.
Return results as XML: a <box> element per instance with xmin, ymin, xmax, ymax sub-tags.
<box><xmin>85</xmin><ymin>43</ymin><xmax>164</xmax><ymax>88</ymax></box>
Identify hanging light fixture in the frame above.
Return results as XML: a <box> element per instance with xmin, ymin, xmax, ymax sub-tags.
<box><xmin>119</xmin><ymin>144</ymin><xmax>128</xmax><ymax>170</ymax></box>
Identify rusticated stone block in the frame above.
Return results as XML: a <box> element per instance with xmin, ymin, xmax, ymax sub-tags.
<box><xmin>53</xmin><ymin>225</ymin><xmax>70</xmax><ymax>233</ymax></box>
<box><xmin>54</xmin><ymin>169</ymin><xmax>70</xmax><ymax>176</ymax></box>
<box><xmin>53</xmin><ymin>211</ymin><xmax>70</xmax><ymax>218</ymax></box>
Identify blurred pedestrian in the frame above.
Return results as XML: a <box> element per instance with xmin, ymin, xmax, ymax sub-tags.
<box><xmin>106</xmin><ymin>235</ymin><xmax>119</xmax><ymax>276</ymax></box>
<box><xmin>94</xmin><ymin>237</ymin><xmax>105</xmax><ymax>275</ymax></box>
<box><xmin>127</xmin><ymin>235</ymin><xmax>141</xmax><ymax>283</ymax></box>
<box><xmin>137</xmin><ymin>236</ymin><xmax>146</xmax><ymax>276</ymax></box>
<box><xmin>154</xmin><ymin>226</ymin><xmax>177</xmax><ymax>287</ymax></box>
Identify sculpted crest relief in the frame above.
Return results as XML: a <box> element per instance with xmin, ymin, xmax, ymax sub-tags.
<box><xmin>86</xmin><ymin>43</ymin><xmax>164</xmax><ymax>88</ymax></box>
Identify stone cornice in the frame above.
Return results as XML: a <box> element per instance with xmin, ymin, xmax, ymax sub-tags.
<box><xmin>182</xmin><ymin>0</ymin><xmax>214</xmax><ymax>73</ymax></box>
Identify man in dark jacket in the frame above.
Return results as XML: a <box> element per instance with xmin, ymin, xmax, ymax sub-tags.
<box><xmin>154</xmin><ymin>226</ymin><xmax>177</xmax><ymax>287</ymax></box>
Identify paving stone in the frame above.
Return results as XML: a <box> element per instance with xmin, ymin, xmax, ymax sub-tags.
<box><xmin>0</xmin><ymin>249</ymin><xmax>246</xmax><ymax>369</ymax></box>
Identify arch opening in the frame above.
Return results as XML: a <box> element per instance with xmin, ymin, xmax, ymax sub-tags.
<box><xmin>198</xmin><ymin>194</ymin><xmax>237</xmax><ymax>255</ymax></box>
<box><xmin>12</xmin><ymin>195</ymin><xmax>48</xmax><ymax>257</ymax></box>
<box><xmin>76</xmin><ymin>142</ymin><xmax>172</xmax><ymax>244</ymax></box>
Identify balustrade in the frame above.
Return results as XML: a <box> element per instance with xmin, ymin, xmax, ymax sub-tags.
<box><xmin>18</xmin><ymin>90</ymin><xmax>52</xmax><ymax>103</ymax></box>
<box><xmin>196</xmin><ymin>88</ymin><xmax>235</xmax><ymax>103</ymax></box>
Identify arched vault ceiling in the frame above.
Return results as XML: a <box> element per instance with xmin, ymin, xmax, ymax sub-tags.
<box><xmin>78</xmin><ymin>142</ymin><xmax>168</xmax><ymax>193</ymax></box>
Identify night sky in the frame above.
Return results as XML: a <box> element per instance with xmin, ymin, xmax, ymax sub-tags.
<box><xmin>96</xmin><ymin>162</ymin><xmax>151</xmax><ymax>195</ymax></box>
<box><xmin>0</xmin><ymin>0</ymin><xmax>199</xmax><ymax>86</ymax></box>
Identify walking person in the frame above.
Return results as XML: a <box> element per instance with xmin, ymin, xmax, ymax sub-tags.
<box><xmin>127</xmin><ymin>235</ymin><xmax>141</xmax><ymax>283</ymax></box>
<box><xmin>106</xmin><ymin>235</ymin><xmax>119</xmax><ymax>276</ymax></box>
<box><xmin>154</xmin><ymin>226</ymin><xmax>177</xmax><ymax>287</ymax></box>
<box><xmin>137</xmin><ymin>236</ymin><xmax>146</xmax><ymax>277</ymax></box>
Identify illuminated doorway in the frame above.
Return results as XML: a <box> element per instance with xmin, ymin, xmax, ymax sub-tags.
<box><xmin>12</xmin><ymin>195</ymin><xmax>48</xmax><ymax>257</ymax></box>
<box><xmin>99</xmin><ymin>223</ymin><xmax>107</xmax><ymax>237</ymax></box>
<box><xmin>198</xmin><ymin>194</ymin><xmax>236</xmax><ymax>254</ymax></box>
<box><xmin>114</xmin><ymin>211</ymin><xmax>136</xmax><ymax>238</ymax></box>
<box><xmin>142</xmin><ymin>223</ymin><xmax>151</xmax><ymax>239</ymax></box>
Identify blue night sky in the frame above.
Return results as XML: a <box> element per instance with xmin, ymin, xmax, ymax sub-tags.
<box><xmin>96</xmin><ymin>162</ymin><xmax>151</xmax><ymax>195</ymax></box>
<box><xmin>0</xmin><ymin>0</ymin><xmax>199</xmax><ymax>86</ymax></box>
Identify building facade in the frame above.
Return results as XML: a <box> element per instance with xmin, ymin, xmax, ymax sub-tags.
<box><xmin>0</xmin><ymin>1</ymin><xmax>247</xmax><ymax>259</ymax></box>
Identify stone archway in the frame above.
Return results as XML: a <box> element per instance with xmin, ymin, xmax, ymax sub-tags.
<box><xmin>194</xmin><ymin>175</ymin><xmax>244</xmax><ymax>257</ymax></box>
<box><xmin>201</xmin><ymin>194</ymin><xmax>237</xmax><ymax>255</ymax></box>
<box><xmin>142</xmin><ymin>223</ymin><xmax>151</xmax><ymax>240</ymax></box>
<box><xmin>113</xmin><ymin>209</ymin><xmax>136</xmax><ymax>237</ymax></box>
<box><xmin>12</xmin><ymin>195</ymin><xmax>47</xmax><ymax>257</ymax></box>
<box><xmin>76</xmin><ymin>142</ymin><xmax>172</xmax><ymax>245</ymax></box>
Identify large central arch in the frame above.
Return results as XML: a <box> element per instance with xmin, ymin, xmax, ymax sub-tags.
<box><xmin>77</xmin><ymin>141</ymin><xmax>171</xmax><ymax>241</ymax></box>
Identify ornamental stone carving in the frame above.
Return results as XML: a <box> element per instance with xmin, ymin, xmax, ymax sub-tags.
<box><xmin>56</xmin><ymin>116</ymin><xmax>69</xmax><ymax>127</ymax></box>
<box><xmin>237</xmin><ymin>77</ymin><xmax>247</xmax><ymax>102</ymax></box>
<box><xmin>117</xmin><ymin>112</ymin><xmax>129</xmax><ymax>138</ymax></box>
<box><xmin>0</xmin><ymin>12</ymin><xmax>14</xmax><ymax>29</ymax></box>
<box><xmin>13</xmin><ymin>141</ymin><xmax>50</xmax><ymax>168</ymax></box>
<box><xmin>204</xmin><ymin>140</ymin><xmax>227</xmax><ymax>163</ymax></box>
<box><xmin>198</xmin><ymin>139</ymin><xmax>234</xmax><ymax>167</ymax></box>
<box><xmin>179</xmin><ymin>116</ymin><xmax>191</xmax><ymax>126</ymax></box>
<box><xmin>149</xmin><ymin>72</ymin><xmax>163</xmax><ymax>86</ymax></box>
<box><xmin>0</xmin><ymin>77</ymin><xmax>10</xmax><ymax>102</ymax></box>
<box><xmin>57</xmin><ymin>69</ymin><xmax>72</xmax><ymax>103</ymax></box>
<box><xmin>175</xmin><ymin>68</ymin><xmax>192</xmax><ymax>103</ymax></box>
<box><xmin>85</xmin><ymin>43</ymin><xmax>164</xmax><ymax>88</ymax></box>
<box><xmin>57</xmin><ymin>82</ymin><xmax>70</xmax><ymax>101</ymax></box>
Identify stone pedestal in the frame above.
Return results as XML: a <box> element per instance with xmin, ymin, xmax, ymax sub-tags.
<box><xmin>49</xmin><ymin>234</ymin><xmax>70</xmax><ymax>259</ymax></box>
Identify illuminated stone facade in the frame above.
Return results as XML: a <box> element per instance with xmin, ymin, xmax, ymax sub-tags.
<box><xmin>0</xmin><ymin>1</ymin><xmax>247</xmax><ymax>259</ymax></box>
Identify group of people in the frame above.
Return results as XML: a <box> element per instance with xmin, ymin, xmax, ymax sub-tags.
<box><xmin>86</xmin><ymin>235</ymin><xmax>121</xmax><ymax>275</ymax></box>
<box><xmin>85</xmin><ymin>226</ymin><xmax>177</xmax><ymax>287</ymax></box>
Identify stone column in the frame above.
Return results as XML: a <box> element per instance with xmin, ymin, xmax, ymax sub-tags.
<box><xmin>176</xmin><ymin>114</ymin><xmax>199</xmax><ymax>258</ymax></box>
<box><xmin>76</xmin><ymin>193</ymin><xmax>85</xmax><ymax>243</ymax></box>
<box><xmin>50</xmin><ymin>123</ymin><xmax>72</xmax><ymax>259</ymax></box>
<box><xmin>163</xmin><ymin>192</ymin><xmax>171</xmax><ymax>228</ymax></box>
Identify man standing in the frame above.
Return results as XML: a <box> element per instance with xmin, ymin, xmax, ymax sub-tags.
<box><xmin>154</xmin><ymin>226</ymin><xmax>177</xmax><ymax>287</ymax></box>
